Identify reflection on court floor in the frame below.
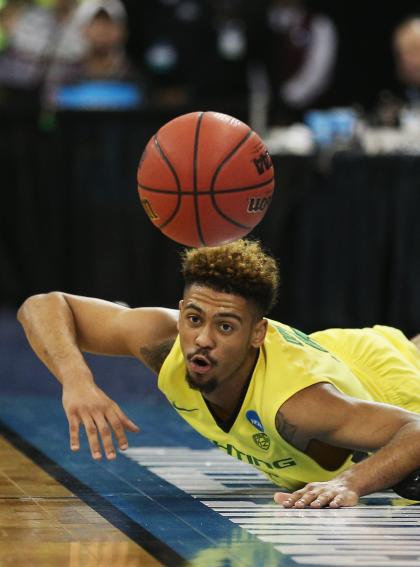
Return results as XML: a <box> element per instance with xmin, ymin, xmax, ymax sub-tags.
<box><xmin>125</xmin><ymin>446</ymin><xmax>420</xmax><ymax>567</ymax></box>
<box><xmin>1</xmin><ymin>311</ymin><xmax>420</xmax><ymax>567</ymax></box>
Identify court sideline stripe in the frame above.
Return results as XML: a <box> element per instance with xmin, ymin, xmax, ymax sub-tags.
<box><xmin>0</xmin><ymin>420</ymin><xmax>190</xmax><ymax>567</ymax></box>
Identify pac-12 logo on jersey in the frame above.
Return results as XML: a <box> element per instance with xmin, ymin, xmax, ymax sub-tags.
<box><xmin>253</xmin><ymin>432</ymin><xmax>270</xmax><ymax>451</ymax></box>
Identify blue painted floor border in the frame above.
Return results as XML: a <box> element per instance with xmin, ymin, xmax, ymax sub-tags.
<box><xmin>0</xmin><ymin>395</ymin><xmax>289</xmax><ymax>566</ymax></box>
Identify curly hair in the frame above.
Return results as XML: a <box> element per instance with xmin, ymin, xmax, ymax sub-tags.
<box><xmin>180</xmin><ymin>239</ymin><xmax>279</xmax><ymax>316</ymax></box>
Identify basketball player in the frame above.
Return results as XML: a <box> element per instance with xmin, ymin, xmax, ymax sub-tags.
<box><xmin>17</xmin><ymin>239</ymin><xmax>420</xmax><ymax>508</ymax></box>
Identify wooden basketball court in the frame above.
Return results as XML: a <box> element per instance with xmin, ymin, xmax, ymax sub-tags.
<box><xmin>0</xmin><ymin>437</ymin><xmax>164</xmax><ymax>567</ymax></box>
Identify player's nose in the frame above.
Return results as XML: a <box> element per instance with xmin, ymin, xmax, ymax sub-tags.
<box><xmin>195</xmin><ymin>325</ymin><xmax>215</xmax><ymax>349</ymax></box>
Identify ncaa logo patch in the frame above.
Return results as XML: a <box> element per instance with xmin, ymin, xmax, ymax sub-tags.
<box><xmin>246</xmin><ymin>410</ymin><xmax>264</xmax><ymax>432</ymax></box>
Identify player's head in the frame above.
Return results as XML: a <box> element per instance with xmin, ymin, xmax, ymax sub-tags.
<box><xmin>180</xmin><ymin>239</ymin><xmax>279</xmax><ymax>319</ymax></box>
<box><xmin>393</xmin><ymin>16</ymin><xmax>420</xmax><ymax>87</ymax></box>
<box><xmin>178</xmin><ymin>239</ymin><xmax>279</xmax><ymax>395</ymax></box>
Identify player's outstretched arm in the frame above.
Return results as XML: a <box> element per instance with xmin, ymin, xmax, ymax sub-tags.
<box><xmin>273</xmin><ymin>383</ymin><xmax>420</xmax><ymax>508</ymax></box>
<box><xmin>17</xmin><ymin>292</ymin><xmax>178</xmax><ymax>460</ymax></box>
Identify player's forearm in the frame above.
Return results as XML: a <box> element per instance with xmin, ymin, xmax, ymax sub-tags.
<box><xmin>338</xmin><ymin>421</ymin><xmax>420</xmax><ymax>496</ymax></box>
<box><xmin>17</xmin><ymin>292</ymin><xmax>94</xmax><ymax>386</ymax></box>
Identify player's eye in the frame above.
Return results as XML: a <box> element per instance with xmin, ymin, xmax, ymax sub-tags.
<box><xmin>187</xmin><ymin>315</ymin><xmax>201</xmax><ymax>326</ymax></box>
<box><xmin>219</xmin><ymin>322</ymin><xmax>233</xmax><ymax>333</ymax></box>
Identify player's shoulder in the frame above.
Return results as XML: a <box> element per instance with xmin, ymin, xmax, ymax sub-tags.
<box><xmin>116</xmin><ymin>307</ymin><xmax>179</xmax><ymax>368</ymax></box>
<box><xmin>264</xmin><ymin>318</ymin><xmax>328</xmax><ymax>357</ymax></box>
<box><xmin>130</xmin><ymin>306</ymin><xmax>179</xmax><ymax>324</ymax></box>
<box><xmin>120</xmin><ymin>306</ymin><xmax>178</xmax><ymax>339</ymax></box>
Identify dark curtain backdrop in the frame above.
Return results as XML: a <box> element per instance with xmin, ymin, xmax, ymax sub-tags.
<box><xmin>1</xmin><ymin>111</ymin><xmax>420</xmax><ymax>336</ymax></box>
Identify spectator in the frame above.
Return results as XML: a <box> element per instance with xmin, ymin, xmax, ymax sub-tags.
<box><xmin>261</xmin><ymin>0</ymin><xmax>338</xmax><ymax>126</ymax></box>
<box><xmin>393</xmin><ymin>16</ymin><xmax>420</xmax><ymax>106</ymax></box>
<box><xmin>0</xmin><ymin>0</ymin><xmax>83</xmax><ymax>91</ymax></box>
<box><xmin>77</xmin><ymin>1</ymin><xmax>132</xmax><ymax>81</ymax></box>
<box><xmin>0</xmin><ymin>0</ymin><xmax>141</xmax><ymax>111</ymax></box>
<box><xmin>46</xmin><ymin>0</ymin><xmax>144</xmax><ymax>110</ymax></box>
<box><xmin>373</xmin><ymin>15</ymin><xmax>420</xmax><ymax>127</ymax></box>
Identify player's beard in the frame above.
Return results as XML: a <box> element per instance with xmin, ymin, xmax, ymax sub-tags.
<box><xmin>185</xmin><ymin>372</ymin><xmax>219</xmax><ymax>394</ymax></box>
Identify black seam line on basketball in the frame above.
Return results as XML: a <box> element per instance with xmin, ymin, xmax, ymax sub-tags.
<box><xmin>193</xmin><ymin>112</ymin><xmax>206</xmax><ymax>246</ymax></box>
<box><xmin>210</xmin><ymin>129</ymin><xmax>254</xmax><ymax>230</ymax></box>
<box><xmin>138</xmin><ymin>176</ymin><xmax>274</xmax><ymax>195</ymax></box>
<box><xmin>153</xmin><ymin>134</ymin><xmax>183</xmax><ymax>230</ymax></box>
<box><xmin>0</xmin><ymin>421</ymin><xmax>190</xmax><ymax>567</ymax></box>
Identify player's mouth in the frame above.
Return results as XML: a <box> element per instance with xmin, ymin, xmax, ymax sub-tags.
<box><xmin>187</xmin><ymin>353</ymin><xmax>216</xmax><ymax>375</ymax></box>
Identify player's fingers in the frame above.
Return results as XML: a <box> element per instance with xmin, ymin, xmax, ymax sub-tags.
<box><xmin>329</xmin><ymin>494</ymin><xmax>345</xmax><ymax>508</ymax></box>
<box><xmin>68</xmin><ymin>416</ymin><xmax>80</xmax><ymax>452</ymax></box>
<box><xmin>81</xmin><ymin>414</ymin><xmax>102</xmax><ymax>460</ymax></box>
<box><xmin>293</xmin><ymin>490</ymin><xmax>320</xmax><ymax>508</ymax></box>
<box><xmin>93</xmin><ymin>413</ymin><xmax>116</xmax><ymax>460</ymax></box>
<box><xmin>106</xmin><ymin>410</ymin><xmax>129</xmax><ymax>451</ymax></box>
<box><xmin>329</xmin><ymin>491</ymin><xmax>359</xmax><ymax>508</ymax></box>
<box><xmin>275</xmin><ymin>488</ymin><xmax>305</xmax><ymax>508</ymax></box>
<box><xmin>114</xmin><ymin>406</ymin><xmax>140</xmax><ymax>433</ymax></box>
<box><xmin>273</xmin><ymin>492</ymin><xmax>293</xmax><ymax>505</ymax></box>
<box><xmin>309</xmin><ymin>492</ymin><xmax>335</xmax><ymax>508</ymax></box>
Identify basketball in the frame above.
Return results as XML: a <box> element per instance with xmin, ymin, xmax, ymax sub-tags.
<box><xmin>137</xmin><ymin>111</ymin><xmax>275</xmax><ymax>247</ymax></box>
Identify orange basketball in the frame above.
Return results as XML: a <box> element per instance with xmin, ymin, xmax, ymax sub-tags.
<box><xmin>137</xmin><ymin>111</ymin><xmax>275</xmax><ymax>247</ymax></box>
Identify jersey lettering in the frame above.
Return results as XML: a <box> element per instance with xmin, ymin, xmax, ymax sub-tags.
<box><xmin>212</xmin><ymin>440</ymin><xmax>296</xmax><ymax>471</ymax></box>
<box><xmin>275</xmin><ymin>325</ymin><xmax>328</xmax><ymax>353</ymax></box>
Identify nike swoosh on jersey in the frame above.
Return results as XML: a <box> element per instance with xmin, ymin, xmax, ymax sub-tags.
<box><xmin>172</xmin><ymin>402</ymin><xmax>199</xmax><ymax>412</ymax></box>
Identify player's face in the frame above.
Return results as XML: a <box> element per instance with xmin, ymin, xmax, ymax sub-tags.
<box><xmin>178</xmin><ymin>284</ymin><xmax>267</xmax><ymax>395</ymax></box>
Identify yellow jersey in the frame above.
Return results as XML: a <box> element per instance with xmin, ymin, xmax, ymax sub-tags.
<box><xmin>158</xmin><ymin>320</ymin><xmax>420</xmax><ymax>491</ymax></box>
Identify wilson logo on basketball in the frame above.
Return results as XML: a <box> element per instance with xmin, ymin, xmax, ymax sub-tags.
<box><xmin>247</xmin><ymin>196</ymin><xmax>272</xmax><ymax>213</ymax></box>
<box><xmin>141</xmin><ymin>198</ymin><xmax>159</xmax><ymax>220</ymax></box>
<box><xmin>252</xmin><ymin>151</ymin><xmax>273</xmax><ymax>175</ymax></box>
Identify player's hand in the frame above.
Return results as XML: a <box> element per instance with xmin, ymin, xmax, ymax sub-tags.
<box><xmin>62</xmin><ymin>381</ymin><xmax>140</xmax><ymax>461</ymax></box>
<box><xmin>273</xmin><ymin>479</ymin><xmax>360</xmax><ymax>509</ymax></box>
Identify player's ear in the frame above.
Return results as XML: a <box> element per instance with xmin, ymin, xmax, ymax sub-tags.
<box><xmin>251</xmin><ymin>318</ymin><xmax>267</xmax><ymax>347</ymax></box>
<box><xmin>177</xmin><ymin>300</ymin><xmax>183</xmax><ymax>331</ymax></box>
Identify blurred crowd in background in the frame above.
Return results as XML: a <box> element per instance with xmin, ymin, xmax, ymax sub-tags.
<box><xmin>0</xmin><ymin>0</ymin><xmax>420</xmax><ymax>148</ymax></box>
<box><xmin>2</xmin><ymin>0</ymin><xmax>420</xmax><ymax>327</ymax></box>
